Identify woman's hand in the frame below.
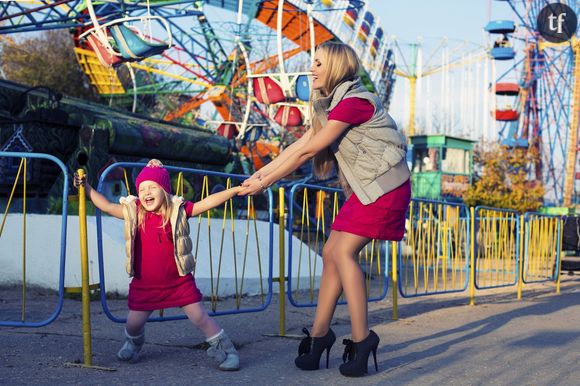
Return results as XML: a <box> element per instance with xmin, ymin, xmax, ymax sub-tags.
<box><xmin>242</xmin><ymin>171</ymin><xmax>261</xmax><ymax>186</ymax></box>
<box><xmin>238</xmin><ymin>178</ymin><xmax>265</xmax><ymax>196</ymax></box>
<box><xmin>232</xmin><ymin>185</ymin><xmax>245</xmax><ymax>194</ymax></box>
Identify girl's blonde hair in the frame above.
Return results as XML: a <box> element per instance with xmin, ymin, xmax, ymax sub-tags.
<box><xmin>311</xmin><ymin>42</ymin><xmax>361</xmax><ymax>180</ymax></box>
<box><xmin>137</xmin><ymin>186</ymin><xmax>173</xmax><ymax>231</ymax></box>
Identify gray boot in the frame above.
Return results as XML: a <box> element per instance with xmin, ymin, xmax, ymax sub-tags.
<box><xmin>117</xmin><ymin>329</ymin><xmax>145</xmax><ymax>362</ymax></box>
<box><xmin>206</xmin><ymin>329</ymin><xmax>240</xmax><ymax>371</ymax></box>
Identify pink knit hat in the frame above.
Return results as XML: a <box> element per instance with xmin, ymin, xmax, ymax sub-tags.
<box><xmin>135</xmin><ymin>159</ymin><xmax>171</xmax><ymax>194</ymax></box>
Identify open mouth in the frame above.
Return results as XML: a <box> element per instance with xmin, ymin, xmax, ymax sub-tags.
<box><xmin>144</xmin><ymin>197</ymin><xmax>155</xmax><ymax>206</ymax></box>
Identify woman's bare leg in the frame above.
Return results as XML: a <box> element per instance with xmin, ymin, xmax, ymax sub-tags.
<box><xmin>311</xmin><ymin>231</ymin><xmax>342</xmax><ymax>337</ymax></box>
<box><xmin>330</xmin><ymin>232</ymin><xmax>371</xmax><ymax>342</ymax></box>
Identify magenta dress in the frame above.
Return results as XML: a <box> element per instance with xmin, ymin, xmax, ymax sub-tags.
<box><xmin>328</xmin><ymin>98</ymin><xmax>411</xmax><ymax>241</ymax></box>
<box><xmin>128</xmin><ymin>201</ymin><xmax>202</xmax><ymax>311</ymax></box>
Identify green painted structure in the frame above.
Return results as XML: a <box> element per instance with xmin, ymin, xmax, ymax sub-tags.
<box><xmin>410</xmin><ymin>134</ymin><xmax>475</xmax><ymax>201</ymax></box>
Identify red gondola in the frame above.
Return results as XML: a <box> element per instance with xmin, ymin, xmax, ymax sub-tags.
<box><xmin>217</xmin><ymin>123</ymin><xmax>238</xmax><ymax>139</ymax></box>
<box><xmin>494</xmin><ymin>82</ymin><xmax>519</xmax><ymax>96</ymax></box>
<box><xmin>253</xmin><ymin>77</ymin><xmax>285</xmax><ymax>105</ymax></box>
<box><xmin>493</xmin><ymin>109</ymin><xmax>519</xmax><ymax>121</ymax></box>
<box><xmin>274</xmin><ymin>105</ymin><xmax>302</xmax><ymax>126</ymax></box>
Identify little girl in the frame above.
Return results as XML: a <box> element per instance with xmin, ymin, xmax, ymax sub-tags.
<box><xmin>74</xmin><ymin>159</ymin><xmax>241</xmax><ymax>370</ymax></box>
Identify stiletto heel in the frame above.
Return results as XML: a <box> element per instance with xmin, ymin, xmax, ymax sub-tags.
<box><xmin>339</xmin><ymin>330</ymin><xmax>380</xmax><ymax>377</ymax></box>
<box><xmin>295</xmin><ymin>327</ymin><xmax>336</xmax><ymax>371</ymax></box>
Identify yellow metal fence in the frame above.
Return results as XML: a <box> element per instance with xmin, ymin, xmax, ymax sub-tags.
<box><xmin>286</xmin><ymin>184</ymin><xmax>390</xmax><ymax>307</ymax></box>
<box><xmin>95</xmin><ymin>162</ymin><xmax>274</xmax><ymax>322</ymax></box>
<box><xmin>0</xmin><ymin>154</ymin><xmax>567</xmax><ymax>329</ymax></box>
<box><xmin>0</xmin><ymin>152</ymin><xmax>69</xmax><ymax>327</ymax></box>
<box><xmin>523</xmin><ymin>213</ymin><xmax>562</xmax><ymax>284</ymax></box>
<box><xmin>400</xmin><ymin>199</ymin><xmax>470</xmax><ymax>297</ymax></box>
<box><xmin>474</xmin><ymin>207</ymin><xmax>519</xmax><ymax>289</ymax></box>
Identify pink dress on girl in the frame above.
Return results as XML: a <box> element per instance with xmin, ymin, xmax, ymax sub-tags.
<box><xmin>328</xmin><ymin>97</ymin><xmax>411</xmax><ymax>241</ymax></box>
<box><xmin>128</xmin><ymin>201</ymin><xmax>203</xmax><ymax>311</ymax></box>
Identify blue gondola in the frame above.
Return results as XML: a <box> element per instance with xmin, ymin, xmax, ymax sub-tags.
<box><xmin>358</xmin><ymin>11</ymin><xmax>375</xmax><ymax>42</ymax></box>
<box><xmin>370</xmin><ymin>27</ymin><xmax>383</xmax><ymax>57</ymax></box>
<box><xmin>295</xmin><ymin>74</ymin><xmax>310</xmax><ymax>101</ymax></box>
<box><xmin>110</xmin><ymin>24</ymin><xmax>170</xmax><ymax>60</ymax></box>
<box><xmin>485</xmin><ymin>20</ymin><xmax>516</xmax><ymax>34</ymax></box>
<box><xmin>491</xmin><ymin>47</ymin><xmax>515</xmax><ymax>60</ymax></box>
<box><xmin>343</xmin><ymin>7</ymin><xmax>359</xmax><ymax>28</ymax></box>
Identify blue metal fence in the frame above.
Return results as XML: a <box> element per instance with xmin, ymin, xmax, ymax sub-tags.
<box><xmin>474</xmin><ymin>206</ymin><xmax>520</xmax><ymax>289</ymax></box>
<box><xmin>523</xmin><ymin>212</ymin><xmax>561</xmax><ymax>284</ymax></box>
<box><xmin>399</xmin><ymin>198</ymin><xmax>470</xmax><ymax>298</ymax></box>
<box><xmin>286</xmin><ymin>183</ymin><xmax>389</xmax><ymax>308</ymax></box>
<box><xmin>0</xmin><ymin>151</ymin><xmax>69</xmax><ymax>327</ymax></box>
<box><xmin>96</xmin><ymin>162</ymin><xmax>274</xmax><ymax>323</ymax></box>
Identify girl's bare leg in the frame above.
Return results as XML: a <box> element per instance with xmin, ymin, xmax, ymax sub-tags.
<box><xmin>182</xmin><ymin>302</ymin><xmax>221</xmax><ymax>338</ymax></box>
<box><xmin>126</xmin><ymin>310</ymin><xmax>153</xmax><ymax>336</ymax></box>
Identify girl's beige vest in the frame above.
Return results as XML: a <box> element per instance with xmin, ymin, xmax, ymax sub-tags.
<box><xmin>119</xmin><ymin>195</ymin><xmax>195</xmax><ymax>277</ymax></box>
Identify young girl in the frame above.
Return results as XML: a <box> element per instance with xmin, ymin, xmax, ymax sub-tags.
<box><xmin>240</xmin><ymin>42</ymin><xmax>411</xmax><ymax>377</ymax></box>
<box><xmin>74</xmin><ymin>159</ymin><xmax>241</xmax><ymax>370</ymax></box>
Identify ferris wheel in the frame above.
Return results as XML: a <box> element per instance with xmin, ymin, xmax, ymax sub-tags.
<box><xmin>0</xmin><ymin>0</ymin><xmax>397</xmax><ymax>173</ymax></box>
<box><xmin>488</xmin><ymin>0</ymin><xmax>580</xmax><ymax>206</ymax></box>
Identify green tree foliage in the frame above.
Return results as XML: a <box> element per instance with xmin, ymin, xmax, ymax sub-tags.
<box><xmin>463</xmin><ymin>145</ymin><xmax>544</xmax><ymax>212</ymax></box>
<box><xmin>0</xmin><ymin>30</ymin><xmax>98</xmax><ymax>101</ymax></box>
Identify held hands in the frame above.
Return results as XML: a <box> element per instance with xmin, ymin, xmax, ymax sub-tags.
<box><xmin>230</xmin><ymin>185</ymin><xmax>245</xmax><ymax>195</ymax></box>
<box><xmin>238</xmin><ymin>173</ymin><xmax>267</xmax><ymax>196</ymax></box>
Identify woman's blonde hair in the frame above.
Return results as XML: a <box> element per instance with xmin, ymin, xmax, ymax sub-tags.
<box><xmin>311</xmin><ymin>42</ymin><xmax>361</xmax><ymax>180</ymax></box>
<box><xmin>137</xmin><ymin>187</ymin><xmax>173</xmax><ymax>231</ymax></box>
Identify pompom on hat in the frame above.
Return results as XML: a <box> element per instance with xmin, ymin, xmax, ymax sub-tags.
<box><xmin>135</xmin><ymin>159</ymin><xmax>171</xmax><ymax>194</ymax></box>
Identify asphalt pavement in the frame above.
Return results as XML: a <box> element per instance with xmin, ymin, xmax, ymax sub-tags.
<box><xmin>1</xmin><ymin>276</ymin><xmax>579</xmax><ymax>386</ymax></box>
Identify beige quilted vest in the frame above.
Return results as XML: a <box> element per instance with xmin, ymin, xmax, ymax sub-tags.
<box><xmin>120</xmin><ymin>195</ymin><xmax>195</xmax><ymax>277</ymax></box>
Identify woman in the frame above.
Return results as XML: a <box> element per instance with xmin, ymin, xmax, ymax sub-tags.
<box><xmin>239</xmin><ymin>42</ymin><xmax>411</xmax><ymax>377</ymax></box>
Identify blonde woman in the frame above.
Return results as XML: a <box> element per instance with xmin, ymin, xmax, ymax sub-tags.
<box><xmin>239</xmin><ymin>42</ymin><xmax>411</xmax><ymax>377</ymax></box>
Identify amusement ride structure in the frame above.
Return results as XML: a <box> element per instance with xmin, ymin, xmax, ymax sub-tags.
<box><xmin>0</xmin><ymin>0</ymin><xmax>396</xmax><ymax>178</ymax></box>
<box><xmin>2</xmin><ymin>1</ymin><xmax>580</xmax><ymax>207</ymax></box>
<box><xmin>487</xmin><ymin>0</ymin><xmax>580</xmax><ymax>206</ymax></box>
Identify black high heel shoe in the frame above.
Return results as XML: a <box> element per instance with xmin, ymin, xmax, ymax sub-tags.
<box><xmin>295</xmin><ymin>327</ymin><xmax>336</xmax><ymax>370</ymax></box>
<box><xmin>339</xmin><ymin>330</ymin><xmax>380</xmax><ymax>377</ymax></box>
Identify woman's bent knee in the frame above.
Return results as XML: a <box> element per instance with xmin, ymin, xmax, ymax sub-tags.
<box><xmin>322</xmin><ymin>243</ymin><xmax>336</xmax><ymax>265</ymax></box>
<box><xmin>333</xmin><ymin>250</ymin><xmax>359</xmax><ymax>266</ymax></box>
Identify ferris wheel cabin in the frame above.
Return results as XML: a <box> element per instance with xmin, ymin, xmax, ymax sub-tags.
<box><xmin>486</xmin><ymin>20</ymin><xmax>516</xmax><ymax>60</ymax></box>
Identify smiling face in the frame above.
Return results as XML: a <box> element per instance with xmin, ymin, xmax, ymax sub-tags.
<box><xmin>138</xmin><ymin>180</ymin><xmax>166</xmax><ymax>213</ymax></box>
<box><xmin>311</xmin><ymin>49</ymin><xmax>329</xmax><ymax>94</ymax></box>
<box><xmin>311</xmin><ymin>43</ymin><xmax>361</xmax><ymax>97</ymax></box>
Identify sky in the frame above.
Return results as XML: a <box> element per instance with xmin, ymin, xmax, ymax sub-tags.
<box><xmin>368</xmin><ymin>1</ymin><xmax>518</xmax><ymax>139</ymax></box>
<box><xmin>375</xmin><ymin>0</ymin><xmax>514</xmax><ymax>47</ymax></box>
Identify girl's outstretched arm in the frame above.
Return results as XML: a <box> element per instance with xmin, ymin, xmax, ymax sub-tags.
<box><xmin>74</xmin><ymin>173</ymin><xmax>124</xmax><ymax>219</ymax></box>
<box><xmin>190</xmin><ymin>186</ymin><xmax>244</xmax><ymax>217</ymax></box>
